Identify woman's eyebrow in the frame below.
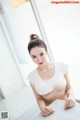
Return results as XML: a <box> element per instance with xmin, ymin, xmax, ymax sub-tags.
<box><xmin>31</xmin><ymin>55</ymin><xmax>36</xmax><ymax>57</ymax></box>
<box><xmin>40</xmin><ymin>52</ymin><xmax>43</xmax><ymax>54</ymax></box>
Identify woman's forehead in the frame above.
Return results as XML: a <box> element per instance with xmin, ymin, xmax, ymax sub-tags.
<box><xmin>30</xmin><ymin>47</ymin><xmax>45</xmax><ymax>55</ymax></box>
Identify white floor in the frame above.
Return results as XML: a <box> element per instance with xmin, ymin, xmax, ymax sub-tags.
<box><xmin>0</xmin><ymin>86</ymin><xmax>40</xmax><ymax>120</ymax></box>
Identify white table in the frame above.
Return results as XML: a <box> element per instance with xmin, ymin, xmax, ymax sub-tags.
<box><xmin>34</xmin><ymin>99</ymin><xmax>80</xmax><ymax>120</ymax></box>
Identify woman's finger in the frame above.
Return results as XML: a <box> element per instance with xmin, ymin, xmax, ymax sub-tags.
<box><xmin>68</xmin><ymin>100</ymin><xmax>75</xmax><ymax>108</ymax></box>
<box><xmin>65</xmin><ymin>100</ymin><xmax>70</xmax><ymax>109</ymax></box>
<box><xmin>65</xmin><ymin>99</ymin><xmax>75</xmax><ymax>109</ymax></box>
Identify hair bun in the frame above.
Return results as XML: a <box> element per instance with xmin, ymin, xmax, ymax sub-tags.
<box><xmin>30</xmin><ymin>34</ymin><xmax>40</xmax><ymax>41</ymax></box>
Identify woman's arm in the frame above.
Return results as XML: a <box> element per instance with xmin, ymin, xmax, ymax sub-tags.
<box><xmin>64</xmin><ymin>71</ymin><xmax>75</xmax><ymax>109</ymax></box>
<box><xmin>30</xmin><ymin>83</ymin><xmax>54</xmax><ymax>116</ymax></box>
<box><xmin>30</xmin><ymin>83</ymin><xmax>45</xmax><ymax>109</ymax></box>
<box><xmin>64</xmin><ymin>71</ymin><xmax>74</xmax><ymax>99</ymax></box>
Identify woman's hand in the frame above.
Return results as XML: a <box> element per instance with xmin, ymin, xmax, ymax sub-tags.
<box><xmin>41</xmin><ymin>106</ymin><xmax>55</xmax><ymax>117</ymax></box>
<box><xmin>65</xmin><ymin>97</ymin><xmax>75</xmax><ymax>109</ymax></box>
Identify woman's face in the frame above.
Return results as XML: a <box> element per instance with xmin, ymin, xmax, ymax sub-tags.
<box><xmin>30</xmin><ymin>47</ymin><xmax>48</xmax><ymax>66</ymax></box>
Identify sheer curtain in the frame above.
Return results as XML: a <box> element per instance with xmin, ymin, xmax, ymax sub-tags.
<box><xmin>0</xmin><ymin>0</ymin><xmax>41</xmax><ymax>85</ymax></box>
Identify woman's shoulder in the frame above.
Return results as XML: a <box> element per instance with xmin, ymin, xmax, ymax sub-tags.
<box><xmin>54</xmin><ymin>61</ymin><xmax>67</xmax><ymax>67</ymax></box>
<box><xmin>27</xmin><ymin>68</ymin><xmax>37</xmax><ymax>79</ymax></box>
<box><xmin>27</xmin><ymin>68</ymin><xmax>37</xmax><ymax>84</ymax></box>
<box><xmin>55</xmin><ymin>61</ymin><xmax>68</xmax><ymax>74</ymax></box>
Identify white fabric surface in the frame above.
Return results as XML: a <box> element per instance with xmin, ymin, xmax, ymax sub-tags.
<box><xmin>34</xmin><ymin>99</ymin><xmax>80</xmax><ymax>120</ymax></box>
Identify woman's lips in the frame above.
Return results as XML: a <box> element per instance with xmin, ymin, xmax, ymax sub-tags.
<box><xmin>39</xmin><ymin>62</ymin><xmax>44</xmax><ymax>65</ymax></box>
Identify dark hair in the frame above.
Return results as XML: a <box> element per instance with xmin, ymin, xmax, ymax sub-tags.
<box><xmin>30</xmin><ymin>34</ymin><xmax>39</xmax><ymax>40</ymax></box>
<box><xmin>28</xmin><ymin>39</ymin><xmax>47</xmax><ymax>53</ymax></box>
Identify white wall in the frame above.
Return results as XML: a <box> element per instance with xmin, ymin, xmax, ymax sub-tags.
<box><xmin>0</xmin><ymin>23</ymin><xmax>25</xmax><ymax>98</ymax></box>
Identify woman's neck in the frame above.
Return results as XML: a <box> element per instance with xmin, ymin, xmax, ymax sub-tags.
<box><xmin>38</xmin><ymin>60</ymin><xmax>54</xmax><ymax>71</ymax></box>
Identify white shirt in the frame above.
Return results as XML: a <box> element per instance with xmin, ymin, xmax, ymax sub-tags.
<box><xmin>27</xmin><ymin>62</ymin><xmax>67</xmax><ymax>95</ymax></box>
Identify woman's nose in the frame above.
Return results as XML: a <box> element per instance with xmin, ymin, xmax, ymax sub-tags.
<box><xmin>37</xmin><ymin>57</ymin><xmax>42</xmax><ymax>62</ymax></box>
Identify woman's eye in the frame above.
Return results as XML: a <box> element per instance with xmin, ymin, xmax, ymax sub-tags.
<box><xmin>32</xmin><ymin>56</ymin><xmax>36</xmax><ymax>58</ymax></box>
<box><xmin>40</xmin><ymin>53</ymin><xmax>44</xmax><ymax>56</ymax></box>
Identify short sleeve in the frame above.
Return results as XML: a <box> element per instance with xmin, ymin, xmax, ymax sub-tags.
<box><xmin>27</xmin><ymin>71</ymin><xmax>35</xmax><ymax>85</ymax></box>
<box><xmin>57</xmin><ymin>62</ymin><xmax>68</xmax><ymax>75</ymax></box>
<box><xmin>61</xmin><ymin>63</ymin><xmax>68</xmax><ymax>74</ymax></box>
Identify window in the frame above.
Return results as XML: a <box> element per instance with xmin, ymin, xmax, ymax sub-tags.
<box><xmin>0</xmin><ymin>0</ymin><xmax>41</xmax><ymax>85</ymax></box>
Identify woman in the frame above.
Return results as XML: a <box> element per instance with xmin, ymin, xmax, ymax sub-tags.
<box><xmin>27</xmin><ymin>38</ymin><xmax>75</xmax><ymax>117</ymax></box>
